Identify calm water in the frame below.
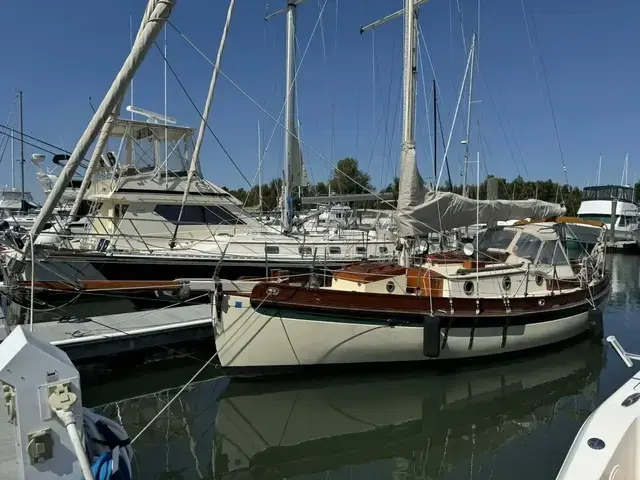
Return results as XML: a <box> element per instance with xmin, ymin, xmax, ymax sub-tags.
<box><xmin>83</xmin><ymin>254</ymin><xmax>640</xmax><ymax>480</ymax></box>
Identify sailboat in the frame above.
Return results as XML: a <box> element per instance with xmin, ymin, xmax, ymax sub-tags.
<box><xmin>211</xmin><ymin>0</ymin><xmax>611</xmax><ymax>374</ymax></box>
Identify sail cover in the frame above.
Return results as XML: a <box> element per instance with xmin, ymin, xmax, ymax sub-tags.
<box><xmin>396</xmin><ymin>145</ymin><xmax>566</xmax><ymax>236</ymax></box>
<box><xmin>397</xmin><ymin>190</ymin><xmax>567</xmax><ymax>236</ymax></box>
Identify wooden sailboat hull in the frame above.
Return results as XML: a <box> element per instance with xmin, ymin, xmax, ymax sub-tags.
<box><xmin>214</xmin><ymin>279</ymin><xmax>609</xmax><ymax>374</ymax></box>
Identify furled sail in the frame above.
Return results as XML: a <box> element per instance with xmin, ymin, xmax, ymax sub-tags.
<box><xmin>288</xmin><ymin>125</ymin><xmax>304</xmax><ymax>189</ymax></box>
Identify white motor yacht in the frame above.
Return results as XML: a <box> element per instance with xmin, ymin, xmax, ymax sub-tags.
<box><xmin>576</xmin><ymin>185</ymin><xmax>640</xmax><ymax>247</ymax></box>
<box><xmin>2</xmin><ymin>116</ymin><xmax>396</xmax><ymax>284</ymax></box>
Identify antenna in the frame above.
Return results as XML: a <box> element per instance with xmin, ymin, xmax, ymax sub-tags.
<box><xmin>125</xmin><ymin>105</ymin><xmax>176</xmax><ymax>124</ymax></box>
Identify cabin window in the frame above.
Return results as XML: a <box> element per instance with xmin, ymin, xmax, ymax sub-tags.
<box><xmin>619</xmin><ymin>216</ymin><xmax>627</xmax><ymax>227</ymax></box>
<box><xmin>379</xmin><ymin>246</ymin><xmax>388</xmax><ymax>254</ymax></box>
<box><xmin>513</xmin><ymin>233</ymin><xmax>542</xmax><ymax>262</ymax></box>
<box><xmin>502</xmin><ymin>276</ymin><xmax>511</xmax><ymax>291</ymax></box>
<box><xmin>329</xmin><ymin>246</ymin><xmax>341</xmax><ymax>255</ymax></box>
<box><xmin>356</xmin><ymin>246</ymin><xmax>367</xmax><ymax>255</ymax></box>
<box><xmin>475</xmin><ymin>228</ymin><xmax>516</xmax><ymax>251</ymax></box>
<box><xmin>154</xmin><ymin>204</ymin><xmax>245</xmax><ymax>225</ymax></box>
<box><xmin>264</xmin><ymin>245</ymin><xmax>279</xmax><ymax>254</ymax></box>
<box><xmin>299</xmin><ymin>246</ymin><xmax>312</xmax><ymax>255</ymax></box>
<box><xmin>204</xmin><ymin>206</ymin><xmax>243</xmax><ymax>225</ymax></box>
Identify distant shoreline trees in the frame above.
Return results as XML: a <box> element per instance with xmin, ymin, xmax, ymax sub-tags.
<box><xmin>222</xmin><ymin>157</ymin><xmax>595</xmax><ymax>216</ymax></box>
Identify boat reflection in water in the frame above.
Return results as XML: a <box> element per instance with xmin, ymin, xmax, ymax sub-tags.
<box><xmin>91</xmin><ymin>338</ymin><xmax>605</xmax><ymax>479</ymax></box>
<box><xmin>213</xmin><ymin>339</ymin><xmax>605</xmax><ymax>480</ymax></box>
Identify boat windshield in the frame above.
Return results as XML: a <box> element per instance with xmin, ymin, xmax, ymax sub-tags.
<box><xmin>536</xmin><ymin>240</ymin><xmax>569</xmax><ymax>265</ymax></box>
<box><xmin>582</xmin><ymin>186</ymin><xmax>634</xmax><ymax>203</ymax></box>
<box><xmin>512</xmin><ymin>233</ymin><xmax>542</xmax><ymax>262</ymax></box>
<box><xmin>475</xmin><ymin>228</ymin><xmax>516</xmax><ymax>251</ymax></box>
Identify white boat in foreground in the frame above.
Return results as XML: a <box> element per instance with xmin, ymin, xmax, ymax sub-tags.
<box><xmin>557</xmin><ymin>336</ymin><xmax>640</xmax><ymax>479</ymax></box>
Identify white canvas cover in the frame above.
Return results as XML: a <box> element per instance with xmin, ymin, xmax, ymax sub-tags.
<box><xmin>396</xmin><ymin>145</ymin><xmax>566</xmax><ymax>236</ymax></box>
<box><xmin>396</xmin><ymin>191</ymin><xmax>566</xmax><ymax>236</ymax></box>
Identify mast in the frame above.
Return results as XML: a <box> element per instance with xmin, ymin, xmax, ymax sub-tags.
<box><xmin>597</xmin><ymin>153</ymin><xmax>602</xmax><ymax>185</ymax></box>
<box><xmin>169</xmin><ymin>0</ymin><xmax>235</xmax><ymax>248</ymax></box>
<box><xmin>18</xmin><ymin>90</ymin><xmax>24</xmax><ymax>208</ymax></box>
<box><xmin>361</xmin><ymin>0</ymin><xmax>428</xmax><ymax>245</ymax></box>
<box><xmin>622</xmin><ymin>153</ymin><xmax>629</xmax><ymax>186</ymax></box>
<box><xmin>282</xmin><ymin>0</ymin><xmax>297</xmax><ymax>233</ymax></box>
<box><xmin>10</xmin><ymin>119</ymin><xmax>14</xmax><ymax>191</ymax></box>
<box><xmin>461</xmin><ymin>33</ymin><xmax>476</xmax><ymax>198</ymax></box>
<box><xmin>433</xmin><ymin>78</ymin><xmax>437</xmax><ymax>185</ymax></box>
<box><xmin>258</xmin><ymin>121</ymin><xmax>263</xmax><ymax>215</ymax></box>
<box><xmin>401</xmin><ymin>0</ymin><xmax>417</xmax><ymax>150</ymax></box>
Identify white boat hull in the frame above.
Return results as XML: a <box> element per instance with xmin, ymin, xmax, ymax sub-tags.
<box><xmin>557</xmin><ymin>368</ymin><xmax>640</xmax><ymax>479</ymax></box>
<box><xmin>215</xmin><ymin>294</ymin><xmax>598</xmax><ymax>372</ymax></box>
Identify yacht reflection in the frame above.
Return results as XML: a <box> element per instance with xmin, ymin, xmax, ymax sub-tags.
<box><xmin>213</xmin><ymin>340</ymin><xmax>605</xmax><ymax>480</ymax></box>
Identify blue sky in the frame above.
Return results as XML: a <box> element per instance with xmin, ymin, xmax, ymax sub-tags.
<box><xmin>0</xmin><ymin>0</ymin><xmax>638</xmax><ymax>202</ymax></box>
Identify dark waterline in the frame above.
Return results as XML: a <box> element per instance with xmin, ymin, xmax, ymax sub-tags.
<box><xmin>84</xmin><ymin>254</ymin><xmax>640</xmax><ymax>479</ymax></box>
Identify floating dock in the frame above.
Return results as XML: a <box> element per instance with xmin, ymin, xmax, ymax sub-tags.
<box><xmin>0</xmin><ymin>302</ymin><xmax>213</xmax><ymax>363</ymax></box>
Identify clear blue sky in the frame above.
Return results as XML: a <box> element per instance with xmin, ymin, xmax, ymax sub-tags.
<box><xmin>1</xmin><ymin>0</ymin><xmax>638</xmax><ymax>202</ymax></box>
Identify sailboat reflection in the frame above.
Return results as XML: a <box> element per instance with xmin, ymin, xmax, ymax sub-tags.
<box><xmin>213</xmin><ymin>340</ymin><xmax>605</xmax><ymax>479</ymax></box>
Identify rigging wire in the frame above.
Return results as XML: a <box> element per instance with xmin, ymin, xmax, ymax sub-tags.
<box><xmin>417</xmin><ymin>36</ymin><xmax>435</xmax><ymax>179</ymax></box>
<box><xmin>367</xmin><ymin>39</ymin><xmax>398</xmax><ymax>176</ymax></box>
<box><xmin>152</xmin><ymin>42</ymin><xmax>251</xmax><ymax>188</ymax></box>
<box><xmin>0</xmin><ymin>96</ymin><xmax>18</xmax><ymax>166</ymax></box>
<box><xmin>0</xmin><ymin>129</ymin><xmax>86</xmax><ymax>166</ymax></box>
<box><xmin>528</xmin><ymin>8</ymin><xmax>570</xmax><ymax>187</ymax></box>
<box><xmin>130</xmin><ymin>292</ymin><xmax>273</xmax><ymax>444</ymax></box>
<box><xmin>248</xmin><ymin>0</ymin><xmax>330</xmax><ymax>196</ymax></box>
<box><xmin>165</xmin><ymin>18</ymin><xmax>539</xmax><ymax>247</ymax></box>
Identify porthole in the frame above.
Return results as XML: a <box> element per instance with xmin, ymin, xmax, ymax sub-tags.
<box><xmin>464</xmin><ymin>281</ymin><xmax>474</xmax><ymax>296</ymax></box>
<box><xmin>502</xmin><ymin>276</ymin><xmax>511</xmax><ymax>291</ymax></box>
<box><xmin>356</xmin><ymin>246</ymin><xmax>367</xmax><ymax>255</ymax></box>
<box><xmin>535</xmin><ymin>275</ymin><xmax>543</xmax><ymax>286</ymax></box>
<box><xmin>329</xmin><ymin>246</ymin><xmax>341</xmax><ymax>255</ymax></box>
<box><xmin>386</xmin><ymin>281</ymin><xmax>396</xmax><ymax>293</ymax></box>
<box><xmin>538</xmin><ymin>299</ymin><xmax>545</xmax><ymax>307</ymax></box>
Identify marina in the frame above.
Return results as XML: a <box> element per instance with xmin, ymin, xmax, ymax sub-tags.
<box><xmin>0</xmin><ymin>0</ymin><xmax>639</xmax><ymax>478</ymax></box>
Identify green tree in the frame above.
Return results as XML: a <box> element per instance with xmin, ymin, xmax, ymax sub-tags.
<box><xmin>329</xmin><ymin>157</ymin><xmax>372</xmax><ymax>195</ymax></box>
